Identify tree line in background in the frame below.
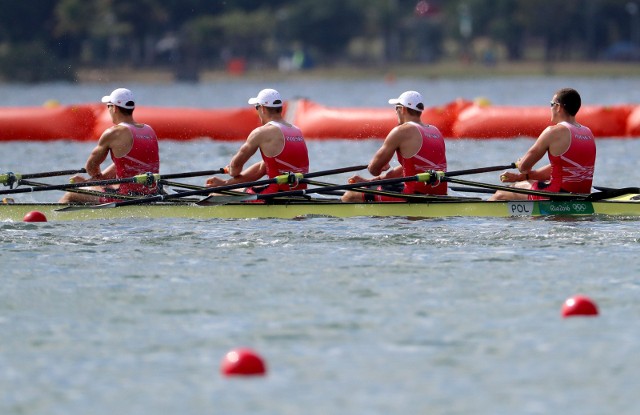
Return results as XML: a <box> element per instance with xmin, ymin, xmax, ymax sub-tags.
<box><xmin>0</xmin><ymin>0</ymin><xmax>639</xmax><ymax>82</ymax></box>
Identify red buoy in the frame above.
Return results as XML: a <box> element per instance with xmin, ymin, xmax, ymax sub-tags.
<box><xmin>220</xmin><ymin>347</ymin><xmax>266</xmax><ymax>377</ymax></box>
<box><xmin>561</xmin><ymin>295</ymin><xmax>599</xmax><ymax>318</ymax></box>
<box><xmin>23</xmin><ymin>210</ymin><xmax>48</xmax><ymax>222</ymax></box>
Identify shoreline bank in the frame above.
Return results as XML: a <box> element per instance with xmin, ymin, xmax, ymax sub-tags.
<box><xmin>73</xmin><ymin>61</ymin><xmax>640</xmax><ymax>84</ymax></box>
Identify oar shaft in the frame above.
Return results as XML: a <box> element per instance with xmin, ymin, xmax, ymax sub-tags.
<box><xmin>63</xmin><ymin>164</ymin><xmax>371</xmax><ymax>209</ymax></box>
<box><xmin>304</xmin><ymin>164</ymin><xmax>368</xmax><ymax>178</ymax></box>
<box><xmin>20</xmin><ymin>168</ymin><xmax>86</xmax><ymax>180</ymax></box>
<box><xmin>160</xmin><ymin>168</ymin><xmax>226</xmax><ymax>180</ymax></box>
<box><xmin>199</xmin><ymin>164</ymin><xmax>515</xmax><ymax>205</ymax></box>
<box><xmin>163</xmin><ymin>164</ymin><xmax>367</xmax><ymax>197</ymax></box>
<box><xmin>443</xmin><ymin>176</ymin><xmax>588</xmax><ymax>200</ymax></box>
<box><xmin>0</xmin><ymin>168</ymin><xmax>231</xmax><ymax>196</ymax></box>
<box><xmin>444</xmin><ymin>163</ymin><xmax>516</xmax><ymax>177</ymax></box>
<box><xmin>0</xmin><ymin>175</ymin><xmax>146</xmax><ymax>195</ymax></box>
<box><xmin>1</xmin><ymin>168</ymin><xmax>86</xmax><ymax>187</ymax></box>
<box><xmin>257</xmin><ymin>175</ymin><xmax>427</xmax><ymax>199</ymax></box>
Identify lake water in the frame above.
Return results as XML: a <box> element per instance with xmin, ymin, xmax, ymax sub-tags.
<box><xmin>1</xmin><ymin>77</ymin><xmax>640</xmax><ymax>415</ymax></box>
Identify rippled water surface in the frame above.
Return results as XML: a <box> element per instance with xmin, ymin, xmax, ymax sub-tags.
<box><xmin>2</xmin><ymin>78</ymin><xmax>640</xmax><ymax>415</ymax></box>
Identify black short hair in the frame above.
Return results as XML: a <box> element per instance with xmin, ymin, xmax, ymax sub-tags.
<box><xmin>264</xmin><ymin>106</ymin><xmax>283</xmax><ymax>115</ymax></box>
<box><xmin>555</xmin><ymin>88</ymin><xmax>581</xmax><ymax>116</ymax></box>
<box><xmin>406</xmin><ymin>107</ymin><xmax>422</xmax><ymax>117</ymax></box>
<box><xmin>116</xmin><ymin>106</ymin><xmax>134</xmax><ymax>116</ymax></box>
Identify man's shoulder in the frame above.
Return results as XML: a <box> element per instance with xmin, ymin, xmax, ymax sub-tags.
<box><xmin>100</xmin><ymin>123</ymin><xmax>132</xmax><ymax>143</ymax></box>
<box><xmin>388</xmin><ymin>122</ymin><xmax>423</xmax><ymax>138</ymax></box>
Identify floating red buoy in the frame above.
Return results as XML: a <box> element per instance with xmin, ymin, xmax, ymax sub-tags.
<box><xmin>561</xmin><ymin>295</ymin><xmax>599</xmax><ymax>318</ymax></box>
<box><xmin>23</xmin><ymin>210</ymin><xmax>47</xmax><ymax>222</ymax></box>
<box><xmin>220</xmin><ymin>347</ymin><xmax>266</xmax><ymax>377</ymax></box>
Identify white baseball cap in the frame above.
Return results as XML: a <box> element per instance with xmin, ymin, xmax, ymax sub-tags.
<box><xmin>101</xmin><ymin>88</ymin><xmax>135</xmax><ymax>109</ymax></box>
<box><xmin>388</xmin><ymin>91</ymin><xmax>424</xmax><ymax>111</ymax></box>
<box><xmin>248</xmin><ymin>88</ymin><xmax>283</xmax><ymax>107</ymax></box>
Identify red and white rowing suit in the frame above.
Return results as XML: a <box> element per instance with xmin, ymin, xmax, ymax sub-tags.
<box><xmin>103</xmin><ymin>123</ymin><xmax>159</xmax><ymax>201</ymax></box>
<box><xmin>253</xmin><ymin>121</ymin><xmax>309</xmax><ymax>194</ymax></box>
<box><xmin>530</xmin><ymin>121</ymin><xmax>595</xmax><ymax>200</ymax></box>
<box><xmin>372</xmin><ymin>122</ymin><xmax>447</xmax><ymax>202</ymax></box>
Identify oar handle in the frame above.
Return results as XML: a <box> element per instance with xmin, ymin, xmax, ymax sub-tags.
<box><xmin>21</xmin><ymin>168</ymin><xmax>87</xmax><ymax>180</ymax></box>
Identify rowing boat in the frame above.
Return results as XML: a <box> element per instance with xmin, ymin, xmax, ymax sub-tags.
<box><xmin>3</xmin><ymin>194</ymin><xmax>640</xmax><ymax>221</ymax></box>
<box><xmin>3</xmin><ymin>165</ymin><xmax>640</xmax><ymax>221</ymax></box>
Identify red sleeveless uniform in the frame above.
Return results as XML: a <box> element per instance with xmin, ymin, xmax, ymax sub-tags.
<box><xmin>530</xmin><ymin>121</ymin><xmax>595</xmax><ymax>200</ymax></box>
<box><xmin>372</xmin><ymin>122</ymin><xmax>447</xmax><ymax>202</ymax></box>
<box><xmin>253</xmin><ymin>121</ymin><xmax>309</xmax><ymax>194</ymax></box>
<box><xmin>109</xmin><ymin>123</ymin><xmax>159</xmax><ymax>198</ymax></box>
<box><xmin>397</xmin><ymin>122</ymin><xmax>447</xmax><ymax>195</ymax></box>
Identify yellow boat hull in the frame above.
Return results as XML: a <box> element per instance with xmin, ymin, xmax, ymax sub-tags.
<box><xmin>3</xmin><ymin>198</ymin><xmax>640</xmax><ymax>221</ymax></box>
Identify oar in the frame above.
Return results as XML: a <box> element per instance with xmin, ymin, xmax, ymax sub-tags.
<box><xmin>1</xmin><ymin>168</ymin><xmax>86</xmax><ymax>187</ymax></box>
<box><xmin>197</xmin><ymin>172</ymin><xmax>483</xmax><ymax>205</ymax></box>
<box><xmin>301</xmin><ymin>178</ymin><xmax>483</xmax><ymax>201</ymax></box>
<box><xmin>198</xmin><ymin>163</ymin><xmax>517</xmax><ymax>205</ymax></box>
<box><xmin>449</xmin><ymin>186</ymin><xmax>495</xmax><ymax>194</ymax></box>
<box><xmin>444</xmin><ymin>180</ymin><xmax>636</xmax><ymax>201</ymax></box>
<box><xmin>586</xmin><ymin>187</ymin><xmax>640</xmax><ymax>201</ymax></box>
<box><xmin>441</xmin><ymin>163</ymin><xmax>516</xmax><ymax>177</ymax></box>
<box><xmin>442</xmin><ymin>176</ymin><xmax>590</xmax><ymax>200</ymax></box>
<box><xmin>0</xmin><ymin>168</ymin><xmax>228</xmax><ymax>196</ymax></box>
<box><xmin>56</xmin><ymin>164</ymin><xmax>370</xmax><ymax>211</ymax></box>
<box><xmin>19</xmin><ymin>179</ymin><xmax>141</xmax><ymax>200</ymax></box>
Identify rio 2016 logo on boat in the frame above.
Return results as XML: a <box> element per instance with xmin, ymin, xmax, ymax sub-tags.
<box><xmin>508</xmin><ymin>201</ymin><xmax>595</xmax><ymax>216</ymax></box>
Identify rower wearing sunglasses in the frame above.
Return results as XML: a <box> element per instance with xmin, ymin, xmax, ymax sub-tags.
<box><xmin>489</xmin><ymin>88</ymin><xmax>596</xmax><ymax>201</ymax></box>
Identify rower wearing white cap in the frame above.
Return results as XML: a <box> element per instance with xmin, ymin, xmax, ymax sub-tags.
<box><xmin>59</xmin><ymin>88</ymin><xmax>160</xmax><ymax>203</ymax></box>
<box><xmin>342</xmin><ymin>90</ymin><xmax>447</xmax><ymax>202</ymax></box>
<box><xmin>205</xmin><ymin>88</ymin><xmax>309</xmax><ymax>195</ymax></box>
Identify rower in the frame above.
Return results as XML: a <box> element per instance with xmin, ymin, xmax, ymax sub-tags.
<box><xmin>59</xmin><ymin>88</ymin><xmax>160</xmax><ymax>204</ymax></box>
<box><xmin>204</xmin><ymin>88</ymin><xmax>309</xmax><ymax>197</ymax></box>
<box><xmin>342</xmin><ymin>90</ymin><xmax>447</xmax><ymax>202</ymax></box>
<box><xmin>489</xmin><ymin>88</ymin><xmax>595</xmax><ymax>201</ymax></box>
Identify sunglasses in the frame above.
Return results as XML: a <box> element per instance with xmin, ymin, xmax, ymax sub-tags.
<box><xmin>255</xmin><ymin>104</ymin><xmax>261</xmax><ymax>110</ymax></box>
<box><xmin>395</xmin><ymin>105</ymin><xmax>403</xmax><ymax>111</ymax></box>
<box><xmin>550</xmin><ymin>101</ymin><xmax>560</xmax><ymax>107</ymax></box>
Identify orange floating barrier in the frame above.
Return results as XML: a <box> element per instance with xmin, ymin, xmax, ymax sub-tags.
<box><xmin>423</xmin><ymin>99</ymin><xmax>473</xmax><ymax>138</ymax></box>
<box><xmin>453</xmin><ymin>105</ymin><xmax>550</xmax><ymax>139</ymax></box>
<box><xmin>452</xmin><ymin>104</ymin><xmax>634</xmax><ymax>139</ymax></box>
<box><xmin>0</xmin><ymin>100</ymin><xmax>637</xmax><ymax>142</ymax></box>
<box><xmin>577</xmin><ymin>105</ymin><xmax>634</xmax><ymax>138</ymax></box>
<box><xmin>626</xmin><ymin>105</ymin><xmax>640</xmax><ymax>137</ymax></box>
<box><xmin>0</xmin><ymin>104</ymin><xmax>97</xmax><ymax>141</ymax></box>
<box><xmin>291</xmin><ymin>99</ymin><xmax>395</xmax><ymax>139</ymax></box>
<box><xmin>92</xmin><ymin>106</ymin><xmax>261</xmax><ymax>141</ymax></box>
<box><xmin>291</xmin><ymin>98</ymin><xmax>471</xmax><ymax>139</ymax></box>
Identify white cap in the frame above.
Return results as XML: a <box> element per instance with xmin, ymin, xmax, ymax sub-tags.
<box><xmin>248</xmin><ymin>88</ymin><xmax>283</xmax><ymax>107</ymax></box>
<box><xmin>388</xmin><ymin>91</ymin><xmax>424</xmax><ymax>111</ymax></box>
<box><xmin>101</xmin><ymin>88</ymin><xmax>135</xmax><ymax>109</ymax></box>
